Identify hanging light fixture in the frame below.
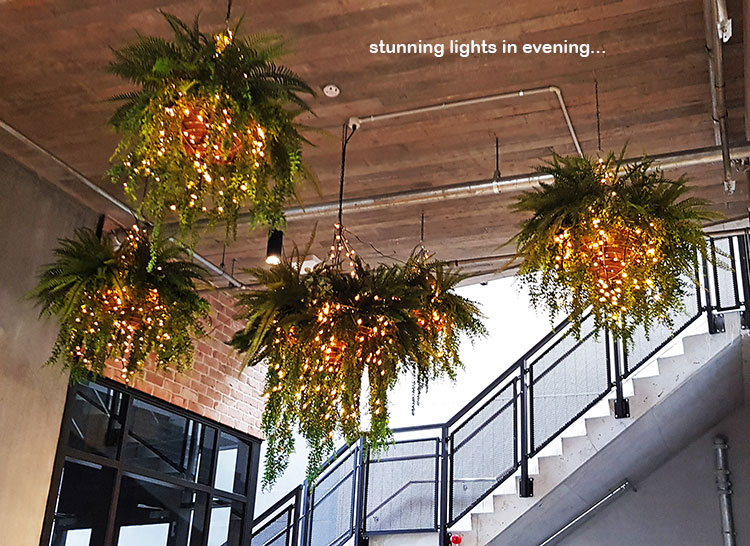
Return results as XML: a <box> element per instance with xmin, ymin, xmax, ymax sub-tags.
<box><xmin>265</xmin><ymin>230</ymin><xmax>284</xmax><ymax>265</ymax></box>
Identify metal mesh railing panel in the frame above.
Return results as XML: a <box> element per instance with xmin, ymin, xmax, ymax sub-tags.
<box><xmin>450</xmin><ymin>382</ymin><xmax>515</xmax><ymax>523</ymax></box>
<box><xmin>624</xmin><ymin>281</ymin><xmax>700</xmax><ymax>374</ymax></box>
<box><xmin>529</xmin><ymin>315</ymin><xmax>594</xmax><ymax>379</ymax></box>
<box><xmin>365</xmin><ymin>440</ymin><xmax>438</xmax><ymax>533</ymax></box>
<box><xmin>530</xmin><ymin>329</ymin><xmax>608</xmax><ymax>453</ymax></box>
<box><xmin>713</xmin><ymin>238</ymin><xmax>740</xmax><ymax>310</ymax></box>
<box><xmin>252</xmin><ymin>510</ymin><xmax>292</xmax><ymax>546</ymax></box>
<box><xmin>309</xmin><ymin>450</ymin><xmax>356</xmax><ymax>546</ymax></box>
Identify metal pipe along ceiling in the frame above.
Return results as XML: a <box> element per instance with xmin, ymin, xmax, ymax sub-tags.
<box><xmin>283</xmin><ymin>144</ymin><xmax>750</xmax><ymax>220</ymax></box>
<box><xmin>0</xmin><ymin>119</ymin><xmax>245</xmax><ymax>288</ymax></box>
<box><xmin>349</xmin><ymin>85</ymin><xmax>584</xmax><ymax>158</ymax></box>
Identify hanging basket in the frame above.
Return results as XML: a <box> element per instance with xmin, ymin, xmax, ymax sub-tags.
<box><xmin>181</xmin><ymin>109</ymin><xmax>210</xmax><ymax>158</ymax></box>
<box><xmin>512</xmin><ymin>151</ymin><xmax>719</xmax><ymax>344</ymax></box>
<box><xmin>230</xmin><ymin>247</ymin><xmax>487</xmax><ymax>487</ymax></box>
<box><xmin>30</xmin><ymin>227</ymin><xmax>211</xmax><ymax>382</ymax></box>
<box><xmin>587</xmin><ymin>225</ymin><xmax>639</xmax><ymax>284</ymax></box>
<box><xmin>107</xmin><ymin>12</ymin><xmax>314</xmax><ymax>242</ymax></box>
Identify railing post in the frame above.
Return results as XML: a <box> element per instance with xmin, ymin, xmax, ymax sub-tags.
<box><xmin>292</xmin><ymin>485</ymin><xmax>302</xmax><ymax>546</ymax></box>
<box><xmin>612</xmin><ymin>333</ymin><xmax>630</xmax><ymax>419</ymax></box>
<box><xmin>355</xmin><ymin>438</ymin><xmax>369</xmax><ymax>546</ymax></box>
<box><xmin>737</xmin><ymin>234</ymin><xmax>750</xmax><ymax>329</ymax></box>
<box><xmin>703</xmin><ymin>240</ymin><xmax>726</xmax><ymax>334</ymax></box>
<box><xmin>519</xmin><ymin>358</ymin><xmax>534</xmax><ymax>498</ymax></box>
<box><xmin>439</xmin><ymin>425</ymin><xmax>450</xmax><ymax>546</ymax></box>
<box><xmin>301</xmin><ymin>478</ymin><xmax>313</xmax><ymax>546</ymax></box>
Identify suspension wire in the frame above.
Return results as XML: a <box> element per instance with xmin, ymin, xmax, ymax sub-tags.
<box><xmin>330</xmin><ymin>122</ymin><xmax>358</xmax><ymax>266</ymax></box>
<box><xmin>225</xmin><ymin>0</ymin><xmax>233</xmax><ymax>25</ymax></box>
<box><xmin>595</xmin><ymin>79</ymin><xmax>602</xmax><ymax>152</ymax></box>
<box><xmin>495</xmin><ymin>137</ymin><xmax>500</xmax><ymax>173</ymax></box>
<box><xmin>338</xmin><ymin>123</ymin><xmax>357</xmax><ymax>229</ymax></box>
<box><xmin>220</xmin><ymin>243</ymin><xmax>226</xmax><ymax>271</ymax></box>
<box><xmin>420</xmin><ymin>210</ymin><xmax>425</xmax><ymax>244</ymax></box>
<box><xmin>343</xmin><ymin>227</ymin><xmax>404</xmax><ymax>263</ymax></box>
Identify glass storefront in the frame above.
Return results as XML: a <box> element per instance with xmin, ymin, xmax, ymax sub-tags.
<box><xmin>44</xmin><ymin>381</ymin><xmax>260</xmax><ymax>546</ymax></box>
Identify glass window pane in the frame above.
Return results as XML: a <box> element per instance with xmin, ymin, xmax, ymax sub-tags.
<box><xmin>214</xmin><ymin>432</ymin><xmax>250</xmax><ymax>495</ymax></box>
<box><xmin>121</xmin><ymin>399</ymin><xmax>215</xmax><ymax>483</ymax></box>
<box><xmin>207</xmin><ymin>497</ymin><xmax>244</xmax><ymax>546</ymax></box>
<box><xmin>114</xmin><ymin>475</ymin><xmax>208</xmax><ymax>546</ymax></box>
<box><xmin>49</xmin><ymin>459</ymin><xmax>114</xmax><ymax>546</ymax></box>
<box><xmin>66</xmin><ymin>382</ymin><xmax>126</xmax><ymax>458</ymax></box>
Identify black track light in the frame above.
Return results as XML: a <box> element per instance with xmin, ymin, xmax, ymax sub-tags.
<box><xmin>265</xmin><ymin>229</ymin><xmax>283</xmax><ymax>265</ymax></box>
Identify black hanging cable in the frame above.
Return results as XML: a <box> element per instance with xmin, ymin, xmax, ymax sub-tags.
<box><xmin>338</xmin><ymin>123</ymin><xmax>357</xmax><ymax>228</ymax></box>
<box><xmin>595</xmin><ymin>79</ymin><xmax>602</xmax><ymax>152</ymax></box>
<box><xmin>225</xmin><ymin>0</ymin><xmax>233</xmax><ymax>25</ymax></box>
<box><xmin>95</xmin><ymin>214</ymin><xmax>106</xmax><ymax>240</ymax></box>
<box><xmin>334</xmin><ymin>122</ymin><xmax>357</xmax><ymax>264</ymax></box>
<box><xmin>420</xmin><ymin>210</ymin><xmax>425</xmax><ymax>244</ymax></box>
<box><xmin>491</xmin><ymin>136</ymin><xmax>502</xmax><ymax>189</ymax></box>
<box><xmin>220</xmin><ymin>243</ymin><xmax>226</xmax><ymax>271</ymax></box>
<box><xmin>495</xmin><ymin>137</ymin><xmax>501</xmax><ymax>176</ymax></box>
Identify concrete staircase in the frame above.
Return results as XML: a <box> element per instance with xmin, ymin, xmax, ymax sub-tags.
<box><xmin>451</xmin><ymin>313</ymin><xmax>744</xmax><ymax>546</ymax></box>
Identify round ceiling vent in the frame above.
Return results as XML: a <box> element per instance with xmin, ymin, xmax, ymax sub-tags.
<box><xmin>322</xmin><ymin>84</ymin><xmax>340</xmax><ymax>98</ymax></box>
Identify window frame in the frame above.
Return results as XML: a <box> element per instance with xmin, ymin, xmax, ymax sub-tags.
<box><xmin>40</xmin><ymin>377</ymin><xmax>261</xmax><ymax>546</ymax></box>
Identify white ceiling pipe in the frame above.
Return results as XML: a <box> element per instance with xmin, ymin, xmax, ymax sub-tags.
<box><xmin>0</xmin><ymin>119</ymin><xmax>245</xmax><ymax>288</ymax></box>
<box><xmin>283</xmin><ymin>144</ymin><xmax>750</xmax><ymax>220</ymax></box>
<box><xmin>349</xmin><ymin>85</ymin><xmax>583</xmax><ymax>157</ymax></box>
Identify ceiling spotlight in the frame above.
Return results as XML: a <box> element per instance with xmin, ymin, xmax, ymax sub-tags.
<box><xmin>265</xmin><ymin>230</ymin><xmax>283</xmax><ymax>265</ymax></box>
<box><xmin>323</xmin><ymin>84</ymin><xmax>340</xmax><ymax>98</ymax></box>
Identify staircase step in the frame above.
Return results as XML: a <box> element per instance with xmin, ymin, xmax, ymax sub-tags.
<box><xmin>582</xmin><ymin>414</ymin><xmax>631</xmax><ymax>451</ymax></box>
<box><xmin>459</xmin><ymin>315</ymin><xmax>742</xmax><ymax>546</ymax></box>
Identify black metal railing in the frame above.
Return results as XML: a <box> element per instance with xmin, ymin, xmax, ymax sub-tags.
<box><xmin>250</xmin><ymin>234</ymin><xmax>750</xmax><ymax>546</ymax></box>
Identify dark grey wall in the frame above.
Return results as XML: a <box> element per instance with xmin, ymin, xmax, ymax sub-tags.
<box><xmin>0</xmin><ymin>151</ymin><xmax>96</xmax><ymax>544</ymax></box>
<box><xmin>557</xmin><ymin>390</ymin><xmax>750</xmax><ymax>546</ymax></box>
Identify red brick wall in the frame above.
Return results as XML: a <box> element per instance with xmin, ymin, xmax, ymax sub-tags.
<box><xmin>104</xmin><ymin>290</ymin><xmax>266</xmax><ymax>438</ymax></box>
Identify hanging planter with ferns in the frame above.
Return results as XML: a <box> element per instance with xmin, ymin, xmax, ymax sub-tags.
<box><xmin>511</xmin><ymin>150</ymin><xmax>719</xmax><ymax>345</ymax></box>
<box><xmin>107</xmin><ymin>12</ymin><xmax>314</xmax><ymax>243</ymax></box>
<box><xmin>230</xmin><ymin>243</ymin><xmax>486</xmax><ymax>486</ymax></box>
<box><xmin>30</xmin><ymin>226</ymin><xmax>210</xmax><ymax>383</ymax></box>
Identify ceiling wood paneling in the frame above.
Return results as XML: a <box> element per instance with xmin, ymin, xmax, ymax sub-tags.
<box><xmin>1</xmin><ymin>0</ymin><xmax>749</xmax><ymax>283</ymax></box>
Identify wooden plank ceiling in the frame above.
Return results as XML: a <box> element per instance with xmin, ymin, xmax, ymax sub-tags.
<box><xmin>1</xmin><ymin>0</ymin><xmax>749</xmax><ymax>284</ymax></box>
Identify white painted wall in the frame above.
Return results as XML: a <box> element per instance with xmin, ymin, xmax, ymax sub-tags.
<box><xmin>556</xmin><ymin>399</ymin><xmax>750</xmax><ymax>546</ymax></box>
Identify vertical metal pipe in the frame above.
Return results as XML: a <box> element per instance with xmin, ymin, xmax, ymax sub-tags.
<box><xmin>707</xmin><ymin>0</ymin><xmax>724</xmax><ymax>145</ymax></box>
<box><xmin>714</xmin><ymin>435</ymin><xmax>737</xmax><ymax>546</ymax></box>
<box><xmin>704</xmin><ymin>0</ymin><xmax>736</xmax><ymax>193</ymax></box>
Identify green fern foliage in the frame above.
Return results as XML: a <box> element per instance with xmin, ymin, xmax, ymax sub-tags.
<box><xmin>512</xmin><ymin>150</ymin><xmax>720</xmax><ymax>344</ymax></box>
<box><xmin>230</xmin><ymin>251</ymin><xmax>486</xmax><ymax>487</ymax></box>
<box><xmin>30</xmin><ymin>227</ymin><xmax>210</xmax><ymax>382</ymax></box>
<box><xmin>107</xmin><ymin>12</ymin><xmax>314</xmax><ymax>244</ymax></box>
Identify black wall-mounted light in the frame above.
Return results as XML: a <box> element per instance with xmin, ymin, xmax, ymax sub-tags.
<box><xmin>265</xmin><ymin>229</ymin><xmax>284</xmax><ymax>265</ymax></box>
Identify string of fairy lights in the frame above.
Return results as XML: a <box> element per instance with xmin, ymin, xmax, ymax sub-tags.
<box><xmin>549</xmin><ymin>159</ymin><xmax>665</xmax><ymax>322</ymax></box>
<box><xmin>68</xmin><ymin>228</ymin><xmax>171</xmax><ymax>382</ymax></box>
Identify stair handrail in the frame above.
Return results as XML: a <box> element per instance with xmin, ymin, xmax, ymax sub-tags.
<box><xmin>250</xmin><ymin>233</ymin><xmax>749</xmax><ymax>546</ymax></box>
